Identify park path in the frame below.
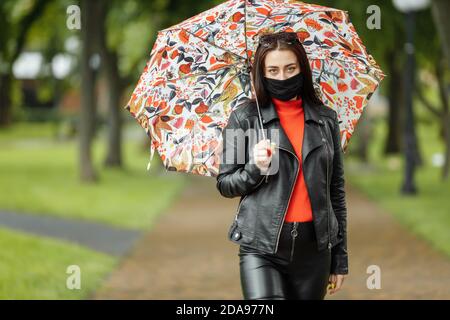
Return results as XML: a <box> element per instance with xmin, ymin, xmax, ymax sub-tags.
<box><xmin>93</xmin><ymin>173</ymin><xmax>450</xmax><ymax>299</ymax></box>
<box><xmin>0</xmin><ymin>210</ymin><xmax>141</xmax><ymax>257</ymax></box>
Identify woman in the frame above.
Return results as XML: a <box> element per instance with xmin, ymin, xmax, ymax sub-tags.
<box><xmin>216</xmin><ymin>31</ymin><xmax>348</xmax><ymax>300</ymax></box>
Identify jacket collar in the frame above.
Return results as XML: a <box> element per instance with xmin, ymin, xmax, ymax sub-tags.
<box><xmin>260</xmin><ymin>98</ymin><xmax>323</xmax><ymax>125</ymax></box>
<box><xmin>259</xmin><ymin>98</ymin><xmax>325</xmax><ymax>164</ymax></box>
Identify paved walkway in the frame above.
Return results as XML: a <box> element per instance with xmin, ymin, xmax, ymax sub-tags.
<box><xmin>93</xmin><ymin>174</ymin><xmax>450</xmax><ymax>299</ymax></box>
<box><xmin>0</xmin><ymin>210</ymin><xmax>142</xmax><ymax>257</ymax></box>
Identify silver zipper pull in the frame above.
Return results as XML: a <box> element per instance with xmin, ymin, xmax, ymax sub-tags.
<box><xmin>290</xmin><ymin>222</ymin><xmax>299</xmax><ymax>261</ymax></box>
<box><xmin>291</xmin><ymin>222</ymin><xmax>299</xmax><ymax>238</ymax></box>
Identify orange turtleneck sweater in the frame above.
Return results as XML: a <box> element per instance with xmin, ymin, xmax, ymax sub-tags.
<box><xmin>272</xmin><ymin>96</ymin><xmax>313</xmax><ymax>223</ymax></box>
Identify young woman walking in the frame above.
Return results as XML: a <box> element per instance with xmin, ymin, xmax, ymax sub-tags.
<box><xmin>216</xmin><ymin>31</ymin><xmax>348</xmax><ymax>300</ymax></box>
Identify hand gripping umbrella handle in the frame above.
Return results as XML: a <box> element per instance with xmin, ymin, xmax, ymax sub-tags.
<box><xmin>249</xmin><ymin>65</ymin><xmax>271</xmax><ymax>183</ymax></box>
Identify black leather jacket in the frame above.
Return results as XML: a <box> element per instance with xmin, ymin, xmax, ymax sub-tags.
<box><xmin>216</xmin><ymin>98</ymin><xmax>348</xmax><ymax>275</ymax></box>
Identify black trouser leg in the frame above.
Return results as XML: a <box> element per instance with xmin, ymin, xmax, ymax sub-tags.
<box><xmin>239</xmin><ymin>253</ymin><xmax>289</xmax><ymax>300</ymax></box>
<box><xmin>238</xmin><ymin>221</ymin><xmax>331</xmax><ymax>300</ymax></box>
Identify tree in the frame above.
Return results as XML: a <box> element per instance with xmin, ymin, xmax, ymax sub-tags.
<box><xmin>428</xmin><ymin>0</ymin><xmax>450</xmax><ymax>180</ymax></box>
<box><xmin>93</xmin><ymin>0</ymin><xmax>218</xmax><ymax>170</ymax></box>
<box><xmin>79</xmin><ymin>0</ymin><xmax>99</xmax><ymax>182</ymax></box>
<box><xmin>0</xmin><ymin>0</ymin><xmax>50</xmax><ymax>126</ymax></box>
<box><xmin>97</xmin><ymin>0</ymin><xmax>123</xmax><ymax>168</ymax></box>
<box><xmin>431</xmin><ymin>0</ymin><xmax>450</xmax><ymax>65</ymax></box>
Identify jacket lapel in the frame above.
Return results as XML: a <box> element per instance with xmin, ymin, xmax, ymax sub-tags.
<box><xmin>259</xmin><ymin>98</ymin><xmax>325</xmax><ymax>164</ymax></box>
<box><xmin>302</xmin><ymin>99</ymin><xmax>326</xmax><ymax>164</ymax></box>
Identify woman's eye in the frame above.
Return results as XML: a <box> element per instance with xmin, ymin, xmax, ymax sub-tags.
<box><xmin>288</xmin><ymin>67</ymin><xmax>295</xmax><ymax>71</ymax></box>
<box><xmin>269</xmin><ymin>70</ymin><xmax>277</xmax><ymax>73</ymax></box>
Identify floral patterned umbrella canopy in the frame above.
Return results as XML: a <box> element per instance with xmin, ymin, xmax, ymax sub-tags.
<box><xmin>124</xmin><ymin>0</ymin><xmax>385</xmax><ymax>177</ymax></box>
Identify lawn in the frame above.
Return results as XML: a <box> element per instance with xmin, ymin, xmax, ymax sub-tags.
<box><xmin>0</xmin><ymin>121</ymin><xmax>188</xmax><ymax>230</ymax></box>
<box><xmin>0</xmin><ymin>120</ymin><xmax>189</xmax><ymax>299</ymax></box>
<box><xmin>0</xmin><ymin>227</ymin><xmax>117</xmax><ymax>299</ymax></box>
<box><xmin>346</xmin><ymin>103</ymin><xmax>450</xmax><ymax>257</ymax></box>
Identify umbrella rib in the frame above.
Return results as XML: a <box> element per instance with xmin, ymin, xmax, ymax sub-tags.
<box><xmin>161</xmin><ymin>62</ymin><xmax>242</xmax><ymax>84</ymax></box>
<box><xmin>183</xmin><ymin>28</ymin><xmax>246</xmax><ymax>61</ymax></box>
<box><xmin>311</xmin><ymin>56</ymin><xmax>384</xmax><ymax>76</ymax></box>
<box><xmin>204</xmin><ymin>67</ymin><xmax>241</xmax><ymax>103</ymax></box>
<box><xmin>244</xmin><ymin>0</ymin><xmax>249</xmax><ymax>63</ymax></box>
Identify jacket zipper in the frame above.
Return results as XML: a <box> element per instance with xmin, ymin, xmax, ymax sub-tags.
<box><xmin>274</xmin><ymin>146</ymin><xmax>300</xmax><ymax>253</ymax></box>
<box><xmin>319</xmin><ymin>126</ymin><xmax>332</xmax><ymax>251</ymax></box>
<box><xmin>234</xmin><ymin>194</ymin><xmax>247</xmax><ymax>221</ymax></box>
<box><xmin>290</xmin><ymin>221</ymin><xmax>299</xmax><ymax>261</ymax></box>
<box><xmin>234</xmin><ymin>173</ymin><xmax>266</xmax><ymax>222</ymax></box>
<box><xmin>234</xmin><ymin>136</ymin><xmax>274</xmax><ymax>222</ymax></box>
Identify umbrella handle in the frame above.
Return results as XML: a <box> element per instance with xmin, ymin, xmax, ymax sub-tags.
<box><xmin>249</xmin><ymin>70</ymin><xmax>267</xmax><ymax>142</ymax></box>
<box><xmin>249</xmin><ymin>69</ymin><xmax>271</xmax><ymax>183</ymax></box>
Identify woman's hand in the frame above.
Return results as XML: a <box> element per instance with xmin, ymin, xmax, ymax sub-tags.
<box><xmin>253</xmin><ymin>139</ymin><xmax>276</xmax><ymax>173</ymax></box>
<box><xmin>327</xmin><ymin>274</ymin><xmax>346</xmax><ymax>295</ymax></box>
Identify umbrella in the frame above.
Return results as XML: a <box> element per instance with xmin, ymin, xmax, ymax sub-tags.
<box><xmin>124</xmin><ymin>0</ymin><xmax>385</xmax><ymax>177</ymax></box>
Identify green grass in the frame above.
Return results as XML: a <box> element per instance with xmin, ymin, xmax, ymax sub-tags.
<box><xmin>346</xmin><ymin>105</ymin><xmax>450</xmax><ymax>257</ymax></box>
<box><xmin>0</xmin><ymin>227</ymin><xmax>117</xmax><ymax>299</ymax></box>
<box><xmin>0</xmin><ymin>120</ymin><xmax>189</xmax><ymax>299</ymax></box>
<box><xmin>0</xmin><ymin>121</ymin><xmax>59</xmax><ymax>142</ymax></box>
<box><xmin>0</xmin><ymin>122</ymin><xmax>188</xmax><ymax>230</ymax></box>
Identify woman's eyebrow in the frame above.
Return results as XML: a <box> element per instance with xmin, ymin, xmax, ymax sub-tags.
<box><xmin>266</xmin><ymin>63</ymin><xmax>297</xmax><ymax>68</ymax></box>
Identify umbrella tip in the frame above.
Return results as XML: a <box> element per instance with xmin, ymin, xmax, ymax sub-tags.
<box><xmin>147</xmin><ymin>141</ymin><xmax>156</xmax><ymax>172</ymax></box>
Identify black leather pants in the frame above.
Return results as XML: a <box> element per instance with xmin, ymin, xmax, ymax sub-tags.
<box><xmin>238</xmin><ymin>221</ymin><xmax>331</xmax><ymax>300</ymax></box>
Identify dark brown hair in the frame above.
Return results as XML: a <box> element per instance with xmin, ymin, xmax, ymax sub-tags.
<box><xmin>250</xmin><ymin>31</ymin><xmax>323</xmax><ymax>107</ymax></box>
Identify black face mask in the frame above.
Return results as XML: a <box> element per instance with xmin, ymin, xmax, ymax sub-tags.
<box><xmin>263</xmin><ymin>72</ymin><xmax>304</xmax><ymax>101</ymax></box>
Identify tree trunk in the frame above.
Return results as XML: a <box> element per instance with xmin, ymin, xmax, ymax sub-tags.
<box><xmin>431</xmin><ymin>0</ymin><xmax>450</xmax><ymax>66</ymax></box>
<box><xmin>436</xmin><ymin>55</ymin><xmax>449</xmax><ymax>180</ymax></box>
<box><xmin>415</xmin><ymin>63</ymin><xmax>449</xmax><ymax>181</ymax></box>
<box><xmin>103</xmin><ymin>52</ymin><xmax>123</xmax><ymax>168</ymax></box>
<box><xmin>98</xmin><ymin>0</ymin><xmax>123</xmax><ymax>168</ymax></box>
<box><xmin>79</xmin><ymin>0</ymin><xmax>98</xmax><ymax>182</ymax></box>
<box><xmin>442</xmin><ymin>114</ymin><xmax>450</xmax><ymax>180</ymax></box>
<box><xmin>384</xmin><ymin>49</ymin><xmax>404</xmax><ymax>155</ymax></box>
<box><xmin>0</xmin><ymin>74</ymin><xmax>12</xmax><ymax>126</ymax></box>
<box><xmin>430</xmin><ymin>0</ymin><xmax>450</xmax><ymax>180</ymax></box>
<box><xmin>401</xmin><ymin>11</ymin><xmax>419</xmax><ymax>195</ymax></box>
